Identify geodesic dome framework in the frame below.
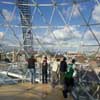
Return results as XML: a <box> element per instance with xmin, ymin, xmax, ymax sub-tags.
<box><xmin>0</xmin><ymin>0</ymin><xmax>100</xmax><ymax>99</ymax></box>
<box><xmin>0</xmin><ymin>0</ymin><xmax>100</xmax><ymax>56</ymax></box>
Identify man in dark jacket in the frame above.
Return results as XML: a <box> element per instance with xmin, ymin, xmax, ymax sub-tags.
<box><xmin>60</xmin><ymin>57</ymin><xmax>67</xmax><ymax>85</ymax></box>
<box><xmin>27</xmin><ymin>55</ymin><xmax>36</xmax><ymax>84</ymax></box>
<box><xmin>42</xmin><ymin>56</ymin><xmax>48</xmax><ymax>84</ymax></box>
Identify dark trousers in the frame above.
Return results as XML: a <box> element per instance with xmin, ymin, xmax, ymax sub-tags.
<box><xmin>63</xmin><ymin>78</ymin><xmax>74</xmax><ymax>98</ymax></box>
<box><xmin>42</xmin><ymin>69</ymin><xmax>48</xmax><ymax>83</ymax></box>
<box><xmin>60</xmin><ymin>72</ymin><xmax>65</xmax><ymax>85</ymax></box>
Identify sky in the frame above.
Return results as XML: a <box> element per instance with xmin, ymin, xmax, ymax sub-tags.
<box><xmin>0</xmin><ymin>0</ymin><xmax>100</xmax><ymax>54</ymax></box>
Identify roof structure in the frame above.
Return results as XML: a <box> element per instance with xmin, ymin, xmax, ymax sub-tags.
<box><xmin>0</xmin><ymin>0</ymin><xmax>100</xmax><ymax>56</ymax></box>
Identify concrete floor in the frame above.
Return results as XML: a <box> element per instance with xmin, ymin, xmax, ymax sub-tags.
<box><xmin>0</xmin><ymin>83</ymin><xmax>73</xmax><ymax>100</ymax></box>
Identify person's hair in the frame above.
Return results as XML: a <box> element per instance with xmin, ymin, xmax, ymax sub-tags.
<box><xmin>63</xmin><ymin>57</ymin><xmax>66</xmax><ymax>61</ymax></box>
<box><xmin>44</xmin><ymin>56</ymin><xmax>47</xmax><ymax>59</ymax></box>
<box><xmin>31</xmin><ymin>55</ymin><xmax>34</xmax><ymax>59</ymax></box>
<box><xmin>56</xmin><ymin>58</ymin><xmax>60</xmax><ymax>61</ymax></box>
<box><xmin>72</xmin><ymin>59</ymin><xmax>76</xmax><ymax>64</ymax></box>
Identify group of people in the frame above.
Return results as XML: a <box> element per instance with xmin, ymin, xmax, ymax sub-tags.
<box><xmin>52</xmin><ymin>56</ymin><xmax>77</xmax><ymax>98</ymax></box>
<box><xmin>27</xmin><ymin>55</ymin><xmax>77</xmax><ymax>98</ymax></box>
<box><xmin>27</xmin><ymin>55</ymin><xmax>49</xmax><ymax>84</ymax></box>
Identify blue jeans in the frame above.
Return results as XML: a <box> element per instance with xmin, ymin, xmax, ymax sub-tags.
<box><xmin>28</xmin><ymin>68</ymin><xmax>36</xmax><ymax>84</ymax></box>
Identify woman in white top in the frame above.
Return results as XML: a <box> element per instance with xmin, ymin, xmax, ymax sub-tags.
<box><xmin>51</xmin><ymin>58</ymin><xmax>60</xmax><ymax>87</ymax></box>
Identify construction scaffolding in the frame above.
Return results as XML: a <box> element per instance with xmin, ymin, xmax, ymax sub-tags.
<box><xmin>17</xmin><ymin>0</ymin><xmax>33</xmax><ymax>56</ymax></box>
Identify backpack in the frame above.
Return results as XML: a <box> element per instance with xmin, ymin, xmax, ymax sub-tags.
<box><xmin>64</xmin><ymin>64</ymin><xmax>74</xmax><ymax>79</ymax></box>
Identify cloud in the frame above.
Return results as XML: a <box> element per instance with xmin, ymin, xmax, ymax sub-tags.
<box><xmin>53</xmin><ymin>26</ymin><xmax>81</xmax><ymax>40</ymax></box>
<box><xmin>92</xmin><ymin>5</ymin><xmax>100</xmax><ymax>22</ymax></box>
<box><xmin>73</xmin><ymin>5</ymin><xmax>80</xmax><ymax>16</ymax></box>
<box><xmin>37</xmin><ymin>26</ymin><xmax>100</xmax><ymax>52</ymax></box>
<box><xmin>84</xmin><ymin>30</ymin><xmax>100</xmax><ymax>40</ymax></box>
<box><xmin>0</xmin><ymin>32</ymin><xmax>4</xmax><ymax>40</ymax></box>
<box><xmin>62</xmin><ymin>5</ymin><xmax>79</xmax><ymax>18</ymax></box>
<box><xmin>35</xmin><ymin>26</ymin><xmax>81</xmax><ymax>48</ymax></box>
<box><xmin>2</xmin><ymin>9</ymin><xmax>13</xmax><ymax>22</ymax></box>
<box><xmin>33</xmin><ymin>26</ymin><xmax>82</xmax><ymax>51</ymax></box>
